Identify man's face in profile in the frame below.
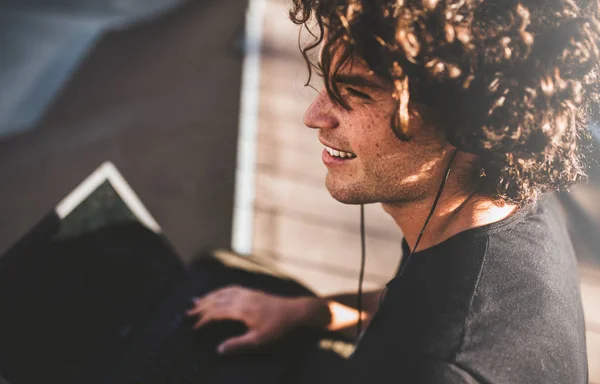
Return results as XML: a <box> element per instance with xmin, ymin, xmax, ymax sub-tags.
<box><xmin>303</xmin><ymin>56</ymin><xmax>452</xmax><ymax>206</ymax></box>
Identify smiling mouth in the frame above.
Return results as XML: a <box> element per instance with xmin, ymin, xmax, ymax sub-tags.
<box><xmin>323</xmin><ymin>145</ymin><xmax>357</xmax><ymax>159</ymax></box>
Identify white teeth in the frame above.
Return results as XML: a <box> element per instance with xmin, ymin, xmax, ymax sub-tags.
<box><xmin>324</xmin><ymin>145</ymin><xmax>356</xmax><ymax>159</ymax></box>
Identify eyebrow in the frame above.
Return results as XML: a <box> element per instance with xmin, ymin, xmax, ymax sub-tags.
<box><xmin>334</xmin><ymin>74</ymin><xmax>387</xmax><ymax>90</ymax></box>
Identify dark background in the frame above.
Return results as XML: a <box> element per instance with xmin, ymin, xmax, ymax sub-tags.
<box><xmin>0</xmin><ymin>0</ymin><xmax>246</xmax><ymax>261</ymax></box>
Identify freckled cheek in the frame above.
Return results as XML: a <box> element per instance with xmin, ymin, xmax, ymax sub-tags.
<box><xmin>351</xmin><ymin>138</ymin><xmax>393</xmax><ymax>160</ymax></box>
<box><xmin>357</xmin><ymin>133</ymin><xmax>404</xmax><ymax>160</ymax></box>
<box><xmin>345</xmin><ymin>109</ymin><xmax>398</xmax><ymax>156</ymax></box>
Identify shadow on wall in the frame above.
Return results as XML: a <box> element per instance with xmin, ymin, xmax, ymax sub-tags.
<box><xmin>0</xmin><ymin>0</ymin><xmax>185</xmax><ymax>137</ymax></box>
<box><xmin>0</xmin><ymin>0</ymin><xmax>247</xmax><ymax>261</ymax></box>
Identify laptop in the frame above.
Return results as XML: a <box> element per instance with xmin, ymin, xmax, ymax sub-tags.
<box><xmin>0</xmin><ymin>162</ymin><xmax>187</xmax><ymax>384</ymax></box>
<box><xmin>0</xmin><ymin>162</ymin><xmax>340</xmax><ymax>384</ymax></box>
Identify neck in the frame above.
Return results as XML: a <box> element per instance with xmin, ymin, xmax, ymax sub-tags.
<box><xmin>382</xmin><ymin>164</ymin><xmax>517</xmax><ymax>253</ymax></box>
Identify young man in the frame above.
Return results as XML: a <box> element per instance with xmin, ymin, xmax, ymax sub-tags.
<box><xmin>188</xmin><ymin>0</ymin><xmax>599</xmax><ymax>381</ymax></box>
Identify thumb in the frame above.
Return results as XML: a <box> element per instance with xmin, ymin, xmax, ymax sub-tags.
<box><xmin>217</xmin><ymin>331</ymin><xmax>261</xmax><ymax>355</ymax></box>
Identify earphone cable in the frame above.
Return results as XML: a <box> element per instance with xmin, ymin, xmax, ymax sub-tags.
<box><xmin>356</xmin><ymin>203</ymin><xmax>366</xmax><ymax>338</ymax></box>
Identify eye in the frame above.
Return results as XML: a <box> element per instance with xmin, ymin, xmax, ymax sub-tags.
<box><xmin>345</xmin><ymin>87</ymin><xmax>372</xmax><ymax>100</ymax></box>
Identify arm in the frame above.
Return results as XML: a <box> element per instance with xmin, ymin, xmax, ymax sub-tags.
<box><xmin>293</xmin><ymin>289</ymin><xmax>383</xmax><ymax>338</ymax></box>
<box><xmin>186</xmin><ymin>286</ymin><xmax>384</xmax><ymax>353</ymax></box>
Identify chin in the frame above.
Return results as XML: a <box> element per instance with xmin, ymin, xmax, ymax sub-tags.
<box><xmin>325</xmin><ymin>176</ymin><xmax>370</xmax><ymax>205</ymax></box>
<box><xmin>329</xmin><ymin>190</ymin><xmax>362</xmax><ymax>204</ymax></box>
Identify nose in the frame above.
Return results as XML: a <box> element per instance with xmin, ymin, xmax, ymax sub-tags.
<box><xmin>303</xmin><ymin>89</ymin><xmax>339</xmax><ymax>130</ymax></box>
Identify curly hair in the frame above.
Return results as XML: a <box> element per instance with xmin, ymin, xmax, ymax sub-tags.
<box><xmin>290</xmin><ymin>0</ymin><xmax>600</xmax><ymax>205</ymax></box>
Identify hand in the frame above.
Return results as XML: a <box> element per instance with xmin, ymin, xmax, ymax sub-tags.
<box><xmin>186</xmin><ymin>285</ymin><xmax>307</xmax><ymax>354</ymax></box>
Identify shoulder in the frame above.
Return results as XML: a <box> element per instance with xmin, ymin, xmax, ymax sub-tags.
<box><xmin>478</xmin><ymin>195</ymin><xmax>579</xmax><ymax>295</ymax></box>
<box><xmin>458</xmin><ymin>196</ymin><xmax>588</xmax><ymax>382</ymax></box>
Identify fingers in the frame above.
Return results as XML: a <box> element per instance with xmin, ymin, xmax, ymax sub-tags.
<box><xmin>217</xmin><ymin>331</ymin><xmax>261</xmax><ymax>355</ymax></box>
<box><xmin>186</xmin><ymin>299</ymin><xmax>208</xmax><ymax>316</ymax></box>
<box><xmin>186</xmin><ymin>285</ymin><xmax>245</xmax><ymax>316</ymax></box>
<box><xmin>193</xmin><ymin>312</ymin><xmax>216</xmax><ymax>329</ymax></box>
<box><xmin>192</xmin><ymin>308</ymin><xmax>235</xmax><ymax>329</ymax></box>
<box><xmin>186</xmin><ymin>286</ymin><xmax>257</xmax><ymax>333</ymax></box>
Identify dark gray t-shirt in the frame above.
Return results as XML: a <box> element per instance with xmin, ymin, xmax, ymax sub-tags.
<box><xmin>349</xmin><ymin>196</ymin><xmax>588</xmax><ymax>383</ymax></box>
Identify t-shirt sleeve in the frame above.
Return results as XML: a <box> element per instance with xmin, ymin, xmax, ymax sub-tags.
<box><xmin>403</xmin><ymin>356</ymin><xmax>481</xmax><ymax>384</ymax></box>
<box><xmin>348</xmin><ymin>350</ymin><xmax>483</xmax><ymax>383</ymax></box>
